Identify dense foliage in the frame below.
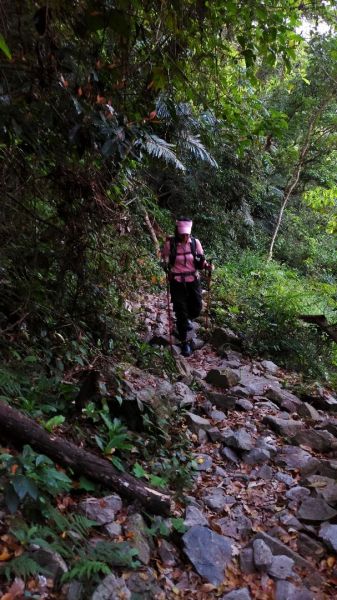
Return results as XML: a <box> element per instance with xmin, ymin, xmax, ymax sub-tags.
<box><xmin>3</xmin><ymin>1</ymin><xmax>337</xmax><ymax>593</ymax></box>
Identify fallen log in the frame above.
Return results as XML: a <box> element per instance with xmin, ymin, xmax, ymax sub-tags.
<box><xmin>0</xmin><ymin>401</ymin><xmax>171</xmax><ymax>515</ymax></box>
<box><xmin>299</xmin><ymin>314</ymin><xmax>337</xmax><ymax>344</ymax></box>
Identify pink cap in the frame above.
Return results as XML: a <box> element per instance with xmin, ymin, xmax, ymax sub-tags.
<box><xmin>176</xmin><ymin>219</ymin><xmax>192</xmax><ymax>234</ymax></box>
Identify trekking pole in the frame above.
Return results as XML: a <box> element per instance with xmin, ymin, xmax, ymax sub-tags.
<box><xmin>205</xmin><ymin>260</ymin><xmax>213</xmax><ymax>332</ymax></box>
<box><xmin>165</xmin><ymin>270</ymin><xmax>174</xmax><ymax>352</ymax></box>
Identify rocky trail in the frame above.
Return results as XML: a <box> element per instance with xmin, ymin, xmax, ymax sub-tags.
<box><xmin>16</xmin><ymin>291</ymin><xmax>337</xmax><ymax>600</ymax></box>
<box><xmin>117</xmin><ymin>290</ymin><xmax>337</xmax><ymax>599</ymax></box>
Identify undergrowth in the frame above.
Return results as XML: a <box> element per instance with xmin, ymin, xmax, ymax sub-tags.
<box><xmin>213</xmin><ymin>250</ymin><xmax>337</xmax><ymax>382</ymax></box>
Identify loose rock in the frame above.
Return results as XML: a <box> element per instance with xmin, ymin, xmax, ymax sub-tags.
<box><xmin>183</xmin><ymin>526</ymin><xmax>232</xmax><ymax>585</ymax></box>
<box><xmin>252</xmin><ymin>539</ymin><xmax>273</xmax><ymax>570</ymax></box>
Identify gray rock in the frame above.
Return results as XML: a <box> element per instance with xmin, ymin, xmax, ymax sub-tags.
<box><xmin>203</xmin><ymin>488</ymin><xmax>236</xmax><ymax>512</ymax></box>
<box><xmin>220</xmin><ymin>589</ymin><xmax>251</xmax><ymax>600</ymax></box>
<box><xmin>192</xmin><ymin>338</ymin><xmax>205</xmax><ymax>349</ymax></box>
<box><xmin>210</xmin><ymin>409</ymin><xmax>226</xmax><ymax>421</ymax></box>
<box><xmin>216</xmin><ymin>515</ymin><xmax>252</xmax><ymax>540</ymax></box>
<box><xmin>124</xmin><ymin>513</ymin><xmax>151</xmax><ymax>565</ymax></box>
<box><xmin>79</xmin><ymin>494</ymin><xmax>122</xmax><ymax>524</ymax></box>
<box><xmin>252</xmin><ymin>539</ymin><xmax>273</xmax><ymax>570</ymax></box>
<box><xmin>91</xmin><ymin>574</ymin><xmax>130</xmax><ymax>600</ymax></box>
<box><xmin>255</xmin><ymin>400</ymin><xmax>280</xmax><ymax>411</ymax></box>
<box><xmin>310</xmin><ymin>390</ymin><xmax>337</xmax><ymax>412</ymax></box>
<box><xmin>223</xmin><ymin>428</ymin><xmax>254</xmax><ymax>451</ymax></box>
<box><xmin>221</xmin><ymin>446</ymin><xmax>240</xmax><ymax>463</ymax></box>
<box><xmin>256</xmin><ymin>436</ymin><xmax>277</xmax><ymax>456</ymax></box>
<box><xmin>267</xmin><ymin>555</ymin><xmax>294</xmax><ymax>579</ymax></box>
<box><xmin>104</xmin><ymin>522</ymin><xmax>122</xmax><ymax>538</ymax></box>
<box><xmin>285</xmin><ymin>486</ymin><xmax>310</xmax><ymax>503</ymax></box>
<box><xmin>291</xmin><ymin>429</ymin><xmax>336</xmax><ymax>452</ymax></box>
<box><xmin>149</xmin><ymin>334</ymin><xmax>170</xmax><ymax>347</ymax></box>
<box><xmin>183</xmin><ymin>525</ymin><xmax>232</xmax><ymax>585</ymax></box>
<box><xmin>297</xmin><ymin>402</ymin><xmax>322</xmax><ymax>421</ymax></box>
<box><xmin>207</xmin><ymin>427</ymin><xmax>224</xmax><ymax>442</ymax></box>
<box><xmin>192</xmin><ymin>368</ymin><xmax>207</xmax><ymax>380</ymax></box>
<box><xmin>316</xmin><ymin>458</ymin><xmax>337</xmax><ymax>479</ymax></box>
<box><xmin>275</xmin><ymin>472</ymin><xmax>296</xmax><ymax>487</ymax></box>
<box><xmin>240</xmin><ymin>547</ymin><xmax>255</xmax><ymax>574</ymax></box>
<box><xmin>205</xmin><ymin>368</ymin><xmax>240</xmax><ymax>388</ymax></box>
<box><xmin>261</xmin><ymin>360</ymin><xmax>279</xmax><ymax>374</ymax></box>
<box><xmin>243</xmin><ymin>448</ymin><xmax>270</xmax><ymax>465</ymax></box>
<box><xmin>171</xmin><ymin>381</ymin><xmax>196</xmax><ymax>407</ymax></box>
<box><xmin>230</xmin><ymin>385</ymin><xmax>255</xmax><ymax>398</ymax></box>
<box><xmin>67</xmin><ymin>581</ymin><xmax>84</xmax><ymax>600</ymax></box>
<box><xmin>265</xmin><ymin>387</ymin><xmax>302</xmax><ymax>413</ymax></box>
<box><xmin>158</xmin><ymin>539</ymin><xmax>177</xmax><ymax>566</ymax></box>
<box><xmin>297</xmin><ymin>497</ymin><xmax>337</xmax><ymax>522</ymax></box>
<box><xmin>297</xmin><ymin>533</ymin><xmax>326</xmax><ymax>558</ymax></box>
<box><xmin>184</xmin><ymin>495</ymin><xmax>203</xmax><ymax>508</ymax></box>
<box><xmin>320</xmin><ymin>420</ymin><xmax>337</xmax><ymax>437</ymax></box>
<box><xmin>198</xmin><ymin>429</ymin><xmax>208</xmax><ymax>444</ymax></box>
<box><xmin>275</xmin><ymin>446</ymin><xmax>318</xmax><ymax>474</ymax></box>
<box><xmin>253</xmin><ymin>464</ymin><xmax>274</xmax><ymax>480</ymax></box>
<box><xmin>185</xmin><ymin>412</ymin><xmax>211</xmax><ymax>434</ymax></box>
<box><xmin>275</xmin><ymin>581</ymin><xmax>314</xmax><ymax>600</ymax></box>
<box><xmin>210</xmin><ymin>327</ymin><xmax>242</xmax><ymax>350</ymax></box>
<box><xmin>252</xmin><ymin>532</ymin><xmax>317</xmax><ymax>570</ymax></box>
<box><xmin>319</xmin><ymin>522</ymin><xmax>337</xmax><ymax>552</ymax></box>
<box><xmin>192</xmin><ymin>453</ymin><xmax>213</xmax><ymax>471</ymax></box>
<box><xmin>207</xmin><ymin>391</ymin><xmax>236</xmax><ymax>411</ymax></box>
<box><xmin>263</xmin><ymin>416</ymin><xmax>305</xmax><ymax>437</ymax></box>
<box><xmin>235</xmin><ymin>398</ymin><xmax>253</xmax><ymax>411</ymax></box>
<box><xmin>215</xmin><ymin>466</ymin><xmax>228</xmax><ymax>477</ymax></box>
<box><xmin>126</xmin><ymin>568</ymin><xmax>162</xmax><ymax>598</ymax></box>
<box><xmin>317</xmin><ymin>476</ymin><xmax>337</xmax><ymax>504</ymax></box>
<box><xmin>279</xmin><ymin>512</ymin><xmax>303</xmax><ymax>531</ymax></box>
<box><xmin>184</xmin><ymin>505</ymin><xmax>208</xmax><ymax>528</ymax></box>
<box><xmin>304</xmin><ymin>475</ymin><xmax>337</xmax><ymax>504</ymax></box>
<box><xmin>29</xmin><ymin>547</ymin><xmax>67</xmax><ymax>582</ymax></box>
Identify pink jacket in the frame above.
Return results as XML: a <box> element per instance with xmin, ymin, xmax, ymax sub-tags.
<box><xmin>162</xmin><ymin>236</ymin><xmax>204</xmax><ymax>283</ymax></box>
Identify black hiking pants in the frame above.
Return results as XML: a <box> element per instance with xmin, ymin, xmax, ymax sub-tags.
<box><xmin>170</xmin><ymin>278</ymin><xmax>202</xmax><ymax>341</ymax></box>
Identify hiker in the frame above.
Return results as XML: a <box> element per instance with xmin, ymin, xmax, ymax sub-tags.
<box><xmin>161</xmin><ymin>217</ymin><xmax>213</xmax><ymax>357</ymax></box>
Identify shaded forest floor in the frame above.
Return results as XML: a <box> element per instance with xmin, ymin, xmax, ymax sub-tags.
<box><xmin>1</xmin><ymin>289</ymin><xmax>337</xmax><ymax>599</ymax></box>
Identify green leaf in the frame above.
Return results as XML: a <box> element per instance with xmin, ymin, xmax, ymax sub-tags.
<box><xmin>12</xmin><ymin>475</ymin><xmax>38</xmax><ymax>500</ymax></box>
<box><xmin>77</xmin><ymin>476</ymin><xmax>97</xmax><ymax>492</ymax></box>
<box><xmin>23</xmin><ymin>355</ymin><xmax>38</xmax><ymax>364</ymax></box>
<box><xmin>111</xmin><ymin>456</ymin><xmax>125</xmax><ymax>471</ymax></box>
<box><xmin>5</xmin><ymin>485</ymin><xmax>20</xmax><ymax>513</ymax></box>
<box><xmin>171</xmin><ymin>517</ymin><xmax>187</xmax><ymax>533</ymax></box>
<box><xmin>132</xmin><ymin>463</ymin><xmax>147</xmax><ymax>479</ymax></box>
<box><xmin>149</xmin><ymin>474</ymin><xmax>167</xmax><ymax>489</ymax></box>
<box><xmin>43</xmin><ymin>415</ymin><xmax>65</xmax><ymax>432</ymax></box>
<box><xmin>95</xmin><ymin>435</ymin><xmax>105</xmax><ymax>451</ymax></box>
<box><xmin>0</xmin><ymin>34</ymin><xmax>11</xmax><ymax>60</ymax></box>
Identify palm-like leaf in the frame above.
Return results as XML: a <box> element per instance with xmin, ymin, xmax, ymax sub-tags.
<box><xmin>142</xmin><ymin>134</ymin><xmax>186</xmax><ymax>171</ymax></box>
<box><xmin>180</xmin><ymin>133</ymin><xmax>218</xmax><ymax>167</ymax></box>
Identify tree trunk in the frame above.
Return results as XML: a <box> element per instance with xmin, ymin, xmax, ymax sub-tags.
<box><xmin>0</xmin><ymin>401</ymin><xmax>171</xmax><ymax>515</ymax></box>
<box><xmin>267</xmin><ymin>101</ymin><xmax>329</xmax><ymax>262</ymax></box>
<box><xmin>142</xmin><ymin>205</ymin><xmax>161</xmax><ymax>258</ymax></box>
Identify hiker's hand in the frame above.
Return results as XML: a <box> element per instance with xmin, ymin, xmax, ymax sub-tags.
<box><xmin>205</xmin><ymin>262</ymin><xmax>214</xmax><ymax>272</ymax></box>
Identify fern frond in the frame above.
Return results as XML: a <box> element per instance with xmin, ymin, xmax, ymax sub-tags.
<box><xmin>62</xmin><ymin>559</ymin><xmax>111</xmax><ymax>583</ymax></box>
<box><xmin>68</xmin><ymin>513</ymin><xmax>100</xmax><ymax>537</ymax></box>
<box><xmin>180</xmin><ymin>134</ymin><xmax>218</xmax><ymax>168</ymax></box>
<box><xmin>155</xmin><ymin>97</ymin><xmax>172</xmax><ymax>120</ymax></box>
<box><xmin>0</xmin><ymin>367</ymin><xmax>23</xmax><ymax>397</ymax></box>
<box><xmin>142</xmin><ymin>134</ymin><xmax>186</xmax><ymax>171</ymax></box>
<box><xmin>1</xmin><ymin>554</ymin><xmax>44</xmax><ymax>581</ymax></box>
<box><xmin>90</xmin><ymin>540</ymin><xmax>140</xmax><ymax>568</ymax></box>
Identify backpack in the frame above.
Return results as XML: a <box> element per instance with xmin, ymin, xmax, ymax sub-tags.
<box><xmin>168</xmin><ymin>236</ymin><xmax>204</xmax><ymax>270</ymax></box>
